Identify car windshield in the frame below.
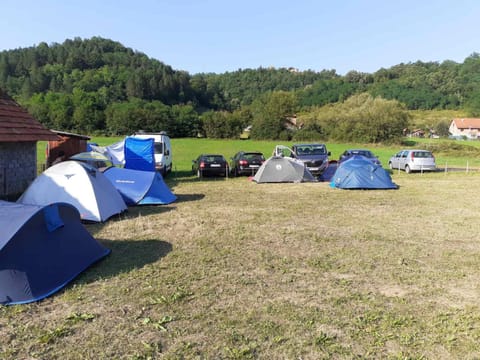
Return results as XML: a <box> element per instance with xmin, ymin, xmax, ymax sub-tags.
<box><xmin>350</xmin><ymin>150</ymin><xmax>373</xmax><ymax>158</ymax></box>
<box><xmin>243</xmin><ymin>153</ymin><xmax>264</xmax><ymax>160</ymax></box>
<box><xmin>153</xmin><ymin>143</ymin><xmax>163</xmax><ymax>154</ymax></box>
<box><xmin>204</xmin><ymin>155</ymin><xmax>224</xmax><ymax>162</ymax></box>
<box><xmin>413</xmin><ymin>151</ymin><xmax>433</xmax><ymax>158</ymax></box>
<box><xmin>311</xmin><ymin>146</ymin><xmax>326</xmax><ymax>155</ymax></box>
<box><xmin>297</xmin><ymin>145</ymin><xmax>326</xmax><ymax>155</ymax></box>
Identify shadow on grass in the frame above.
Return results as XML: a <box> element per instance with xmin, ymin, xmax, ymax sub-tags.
<box><xmin>76</xmin><ymin>238</ymin><xmax>173</xmax><ymax>284</ymax></box>
<box><xmin>175</xmin><ymin>193</ymin><xmax>205</xmax><ymax>202</ymax></box>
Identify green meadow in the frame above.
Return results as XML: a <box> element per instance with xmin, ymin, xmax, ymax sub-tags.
<box><xmin>38</xmin><ymin>137</ymin><xmax>480</xmax><ymax>173</ymax></box>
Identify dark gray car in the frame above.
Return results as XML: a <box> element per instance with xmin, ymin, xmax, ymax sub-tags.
<box><xmin>291</xmin><ymin>143</ymin><xmax>330</xmax><ymax>176</ymax></box>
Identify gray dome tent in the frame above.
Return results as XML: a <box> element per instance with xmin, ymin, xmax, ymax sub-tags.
<box><xmin>252</xmin><ymin>147</ymin><xmax>315</xmax><ymax>183</ymax></box>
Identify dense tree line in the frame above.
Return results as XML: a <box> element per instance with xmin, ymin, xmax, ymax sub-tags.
<box><xmin>1</xmin><ymin>37</ymin><xmax>480</xmax><ymax>141</ymax></box>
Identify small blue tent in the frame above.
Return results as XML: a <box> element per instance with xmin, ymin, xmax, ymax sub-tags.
<box><xmin>330</xmin><ymin>156</ymin><xmax>398</xmax><ymax>189</ymax></box>
<box><xmin>0</xmin><ymin>201</ymin><xmax>110</xmax><ymax>305</ymax></box>
<box><xmin>124</xmin><ymin>137</ymin><xmax>155</xmax><ymax>172</ymax></box>
<box><xmin>102</xmin><ymin>167</ymin><xmax>176</xmax><ymax>205</ymax></box>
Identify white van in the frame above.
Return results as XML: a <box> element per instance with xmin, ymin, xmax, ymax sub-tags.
<box><xmin>132</xmin><ymin>131</ymin><xmax>172</xmax><ymax>175</ymax></box>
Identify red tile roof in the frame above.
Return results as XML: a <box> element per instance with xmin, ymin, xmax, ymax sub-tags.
<box><xmin>0</xmin><ymin>89</ymin><xmax>60</xmax><ymax>142</ymax></box>
<box><xmin>452</xmin><ymin>118</ymin><xmax>480</xmax><ymax>130</ymax></box>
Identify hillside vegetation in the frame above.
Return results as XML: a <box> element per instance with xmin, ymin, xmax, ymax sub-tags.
<box><xmin>2</xmin><ymin>37</ymin><xmax>480</xmax><ymax>141</ymax></box>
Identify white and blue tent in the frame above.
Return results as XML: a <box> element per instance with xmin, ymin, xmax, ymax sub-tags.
<box><xmin>330</xmin><ymin>156</ymin><xmax>398</xmax><ymax>190</ymax></box>
<box><xmin>0</xmin><ymin>201</ymin><xmax>110</xmax><ymax>305</ymax></box>
<box><xmin>18</xmin><ymin>161</ymin><xmax>127</xmax><ymax>222</ymax></box>
<box><xmin>102</xmin><ymin>167</ymin><xmax>176</xmax><ymax>206</ymax></box>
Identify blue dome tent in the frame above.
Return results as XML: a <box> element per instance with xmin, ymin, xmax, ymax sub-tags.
<box><xmin>0</xmin><ymin>201</ymin><xmax>110</xmax><ymax>305</ymax></box>
<box><xmin>330</xmin><ymin>156</ymin><xmax>398</xmax><ymax>190</ymax></box>
<box><xmin>102</xmin><ymin>167</ymin><xmax>176</xmax><ymax>206</ymax></box>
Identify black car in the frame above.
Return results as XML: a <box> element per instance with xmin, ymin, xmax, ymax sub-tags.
<box><xmin>192</xmin><ymin>154</ymin><xmax>229</xmax><ymax>178</ymax></box>
<box><xmin>338</xmin><ymin>149</ymin><xmax>382</xmax><ymax>166</ymax></box>
<box><xmin>230</xmin><ymin>151</ymin><xmax>265</xmax><ymax>176</ymax></box>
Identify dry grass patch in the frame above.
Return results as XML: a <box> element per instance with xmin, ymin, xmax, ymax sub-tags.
<box><xmin>2</xmin><ymin>172</ymin><xmax>480</xmax><ymax>358</ymax></box>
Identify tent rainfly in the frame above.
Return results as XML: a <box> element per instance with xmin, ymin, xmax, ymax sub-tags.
<box><xmin>124</xmin><ymin>136</ymin><xmax>155</xmax><ymax>171</ymax></box>
<box><xmin>102</xmin><ymin>167</ymin><xmax>176</xmax><ymax>205</ymax></box>
<box><xmin>0</xmin><ymin>201</ymin><xmax>110</xmax><ymax>305</ymax></box>
<box><xmin>17</xmin><ymin>161</ymin><xmax>127</xmax><ymax>222</ymax></box>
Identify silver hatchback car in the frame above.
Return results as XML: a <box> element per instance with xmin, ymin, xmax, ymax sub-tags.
<box><xmin>388</xmin><ymin>149</ymin><xmax>436</xmax><ymax>173</ymax></box>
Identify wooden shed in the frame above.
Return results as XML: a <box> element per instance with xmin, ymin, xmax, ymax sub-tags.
<box><xmin>46</xmin><ymin>130</ymin><xmax>91</xmax><ymax>167</ymax></box>
<box><xmin>0</xmin><ymin>89</ymin><xmax>60</xmax><ymax>198</ymax></box>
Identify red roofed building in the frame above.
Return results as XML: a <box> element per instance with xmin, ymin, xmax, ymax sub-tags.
<box><xmin>449</xmin><ymin>118</ymin><xmax>480</xmax><ymax>139</ymax></box>
<box><xmin>0</xmin><ymin>88</ymin><xmax>59</xmax><ymax>198</ymax></box>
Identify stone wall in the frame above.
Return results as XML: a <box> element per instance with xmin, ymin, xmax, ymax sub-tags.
<box><xmin>0</xmin><ymin>142</ymin><xmax>37</xmax><ymax>197</ymax></box>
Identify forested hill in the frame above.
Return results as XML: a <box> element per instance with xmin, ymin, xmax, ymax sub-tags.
<box><xmin>0</xmin><ymin>36</ymin><xmax>479</xmax><ymax>139</ymax></box>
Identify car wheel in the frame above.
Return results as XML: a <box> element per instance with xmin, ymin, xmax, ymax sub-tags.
<box><xmin>388</xmin><ymin>162</ymin><xmax>393</xmax><ymax>170</ymax></box>
<box><xmin>197</xmin><ymin>169</ymin><xmax>202</xmax><ymax>178</ymax></box>
<box><xmin>405</xmin><ymin>165</ymin><xmax>411</xmax><ymax>174</ymax></box>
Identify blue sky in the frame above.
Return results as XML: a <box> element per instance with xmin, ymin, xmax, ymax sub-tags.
<box><xmin>2</xmin><ymin>0</ymin><xmax>479</xmax><ymax>75</ymax></box>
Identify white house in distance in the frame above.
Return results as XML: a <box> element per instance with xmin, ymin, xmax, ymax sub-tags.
<box><xmin>449</xmin><ymin>118</ymin><xmax>480</xmax><ymax>139</ymax></box>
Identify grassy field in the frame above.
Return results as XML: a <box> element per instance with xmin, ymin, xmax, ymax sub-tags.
<box><xmin>37</xmin><ymin>136</ymin><xmax>480</xmax><ymax>172</ymax></box>
<box><xmin>4</xmin><ymin>138</ymin><xmax>480</xmax><ymax>358</ymax></box>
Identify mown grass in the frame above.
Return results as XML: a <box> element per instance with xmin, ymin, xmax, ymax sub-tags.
<box><xmin>10</xmin><ymin>137</ymin><xmax>480</xmax><ymax>358</ymax></box>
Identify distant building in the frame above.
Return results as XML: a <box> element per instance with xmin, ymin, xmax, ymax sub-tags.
<box><xmin>0</xmin><ymin>89</ymin><xmax>59</xmax><ymax>198</ymax></box>
<box><xmin>449</xmin><ymin>118</ymin><xmax>480</xmax><ymax>139</ymax></box>
<box><xmin>410</xmin><ymin>129</ymin><xmax>425</xmax><ymax>138</ymax></box>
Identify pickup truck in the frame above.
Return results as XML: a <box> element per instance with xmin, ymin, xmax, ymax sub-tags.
<box><xmin>291</xmin><ymin>143</ymin><xmax>331</xmax><ymax>177</ymax></box>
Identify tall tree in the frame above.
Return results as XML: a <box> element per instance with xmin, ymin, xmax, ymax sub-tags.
<box><xmin>250</xmin><ymin>91</ymin><xmax>298</xmax><ymax>140</ymax></box>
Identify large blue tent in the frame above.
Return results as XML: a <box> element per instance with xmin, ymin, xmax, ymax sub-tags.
<box><xmin>102</xmin><ymin>167</ymin><xmax>176</xmax><ymax>205</ymax></box>
<box><xmin>0</xmin><ymin>201</ymin><xmax>110</xmax><ymax>305</ymax></box>
<box><xmin>330</xmin><ymin>156</ymin><xmax>398</xmax><ymax>190</ymax></box>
